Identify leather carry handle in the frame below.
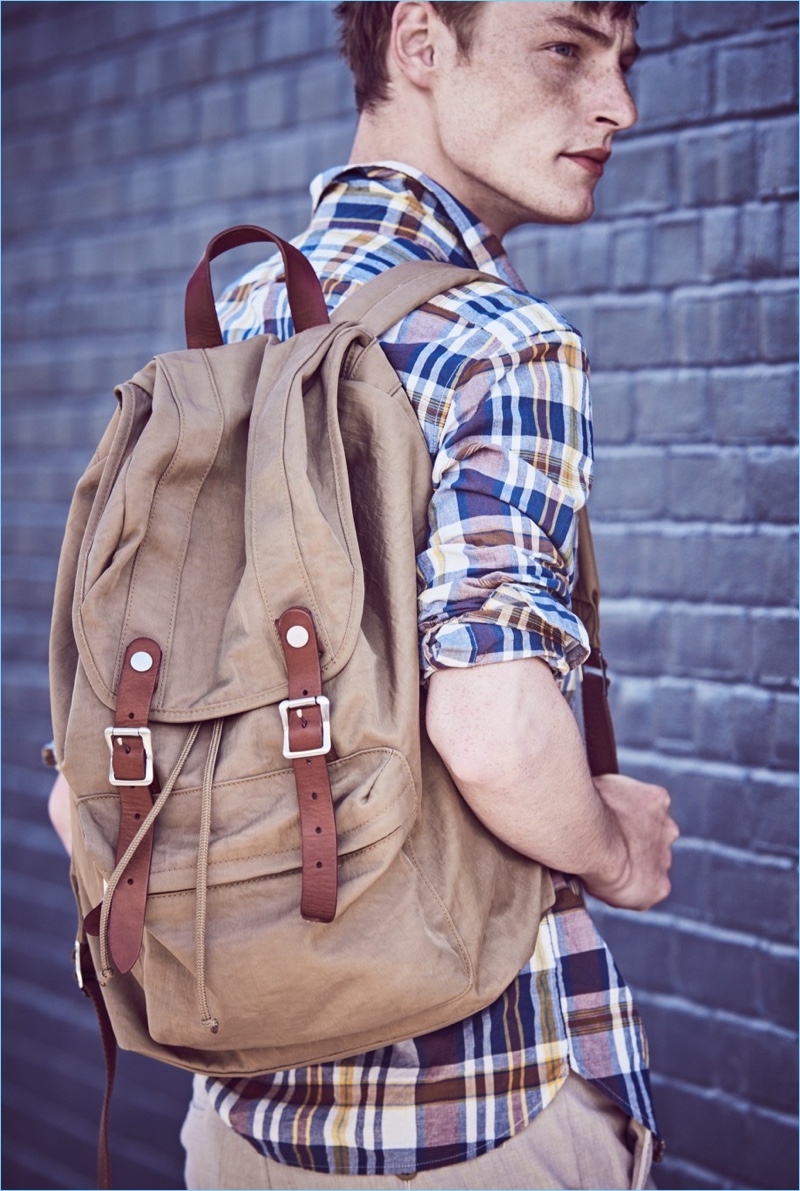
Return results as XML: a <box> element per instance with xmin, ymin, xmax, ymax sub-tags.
<box><xmin>184</xmin><ymin>225</ymin><xmax>330</xmax><ymax>349</ymax></box>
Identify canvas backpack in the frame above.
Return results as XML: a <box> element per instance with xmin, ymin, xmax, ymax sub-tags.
<box><xmin>50</xmin><ymin>226</ymin><xmax>617</xmax><ymax>1186</ymax></box>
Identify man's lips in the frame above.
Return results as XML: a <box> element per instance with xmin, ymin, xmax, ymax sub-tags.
<box><xmin>562</xmin><ymin>149</ymin><xmax>611</xmax><ymax>178</ymax></box>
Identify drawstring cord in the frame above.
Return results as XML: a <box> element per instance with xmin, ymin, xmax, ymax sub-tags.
<box><xmin>98</xmin><ymin>723</ymin><xmax>201</xmax><ymax>983</ymax></box>
<box><xmin>98</xmin><ymin>718</ymin><xmax>226</xmax><ymax>1036</ymax></box>
<box><xmin>195</xmin><ymin>718</ymin><xmax>223</xmax><ymax>1034</ymax></box>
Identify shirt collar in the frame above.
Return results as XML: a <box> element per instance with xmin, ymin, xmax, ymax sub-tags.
<box><xmin>309</xmin><ymin>161</ymin><xmax>527</xmax><ymax>290</ymax></box>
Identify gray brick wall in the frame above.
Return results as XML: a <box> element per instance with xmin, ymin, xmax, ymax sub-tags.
<box><xmin>3</xmin><ymin>4</ymin><xmax>797</xmax><ymax>1190</ymax></box>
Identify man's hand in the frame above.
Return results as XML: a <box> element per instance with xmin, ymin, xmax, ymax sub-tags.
<box><xmin>582</xmin><ymin>773</ymin><xmax>679</xmax><ymax>911</ymax></box>
<box><xmin>48</xmin><ymin>771</ymin><xmax>73</xmax><ymax>856</ymax></box>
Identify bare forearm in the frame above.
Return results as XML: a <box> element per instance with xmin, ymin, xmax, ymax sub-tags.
<box><xmin>426</xmin><ymin>657</ymin><xmax>678</xmax><ymax>910</ymax></box>
<box><xmin>426</xmin><ymin>657</ymin><xmax>626</xmax><ymax>880</ymax></box>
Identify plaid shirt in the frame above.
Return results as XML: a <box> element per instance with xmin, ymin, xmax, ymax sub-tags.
<box><xmin>206</xmin><ymin>163</ymin><xmax>659</xmax><ymax>1176</ymax></box>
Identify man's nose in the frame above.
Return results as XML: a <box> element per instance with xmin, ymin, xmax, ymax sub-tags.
<box><xmin>595</xmin><ymin>71</ymin><xmax>638</xmax><ymax>132</ymax></box>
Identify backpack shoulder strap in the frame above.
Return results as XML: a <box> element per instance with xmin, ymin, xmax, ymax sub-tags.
<box><xmin>333</xmin><ymin>256</ymin><xmax>618</xmax><ymax>775</ymax></box>
<box><xmin>331</xmin><ymin>260</ymin><xmax>499</xmax><ymax>340</ymax></box>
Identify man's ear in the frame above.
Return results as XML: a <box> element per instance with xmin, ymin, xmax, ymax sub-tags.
<box><xmin>389</xmin><ymin>1</ymin><xmax>453</xmax><ymax>93</ymax></box>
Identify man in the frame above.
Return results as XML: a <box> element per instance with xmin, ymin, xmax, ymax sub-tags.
<box><xmin>51</xmin><ymin>3</ymin><xmax>678</xmax><ymax>1188</ymax></box>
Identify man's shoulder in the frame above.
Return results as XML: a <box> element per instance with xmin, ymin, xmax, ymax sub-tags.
<box><xmin>218</xmin><ymin>226</ymin><xmax>584</xmax><ymax>359</ymax></box>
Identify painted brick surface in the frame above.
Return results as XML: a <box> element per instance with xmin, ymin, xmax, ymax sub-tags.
<box><xmin>2</xmin><ymin>4</ymin><xmax>797</xmax><ymax>1190</ymax></box>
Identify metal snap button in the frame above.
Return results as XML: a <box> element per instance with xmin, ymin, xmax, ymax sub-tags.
<box><xmin>286</xmin><ymin>625</ymin><xmax>309</xmax><ymax>649</ymax></box>
<box><xmin>130</xmin><ymin>651</ymin><xmax>154</xmax><ymax>672</ymax></box>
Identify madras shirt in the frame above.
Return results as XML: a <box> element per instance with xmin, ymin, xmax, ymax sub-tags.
<box><xmin>206</xmin><ymin>163</ymin><xmax>659</xmax><ymax>1176</ymax></box>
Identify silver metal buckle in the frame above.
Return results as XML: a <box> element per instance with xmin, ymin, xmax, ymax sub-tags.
<box><xmin>73</xmin><ymin>939</ymin><xmax>84</xmax><ymax>991</ymax></box>
<box><xmin>104</xmin><ymin>726</ymin><xmax>153</xmax><ymax>786</ymax></box>
<box><xmin>279</xmin><ymin>696</ymin><xmax>331</xmax><ymax>759</ymax></box>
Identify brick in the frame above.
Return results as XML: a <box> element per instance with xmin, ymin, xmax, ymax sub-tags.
<box><xmin>212</xmin><ymin>14</ymin><xmax>259</xmax><ymax>77</ymax></box>
<box><xmin>746</xmin><ymin>446</ymin><xmax>798</xmax><ymax>523</ymax></box>
<box><xmin>675</xmin><ymin>926</ymin><xmax>760</xmax><ymax>1016</ymax></box>
<box><xmin>782</xmin><ymin>199</ymin><xmax>799</xmax><ymax>274</ymax></box>
<box><xmin>651</xmin><ymin>1154</ymin><xmax>739</xmax><ymax>1191</ymax></box>
<box><xmin>752</xmin><ymin>772</ymin><xmax>800</xmax><ymax>857</ymax></box>
<box><xmin>701</xmin><ymin>206</ymin><xmax>741</xmax><ymax>284</ymax></box>
<box><xmin>678</xmin><ymin>123</ymin><xmax>756</xmax><ymax>207</ymax></box>
<box><xmin>674</xmin><ymin>525</ymin><xmax>795</xmax><ymax>606</ymax></box>
<box><xmin>610</xmin><ymin>220</ymin><xmax>649</xmax><ymax>291</ymax></box>
<box><xmin>636</xmin><ymin>0</ymin><xmax>677</xmax><ymax>48</ymax></box>
<box><xmin>758</xmin><ymin>284</ymin><xmax>799</xmax><ymax>362</ymax></box>
<box><xmin>690</xmin><ymin>682</ymin><xmax>768</xmax><ymax>766</ymax></box>
<box><xmin>537</xmin><ymin>226</ymin><xmax>575</xmax><ymax>299</ymax></box>
<box><xmin>569</xmin><ymin>222</ymin><xmax>613</xmax><ymax>294</ymax></box>
<box><xmin>740</xmin><ymin>200</ymin><xmax>784</xmax><ymax>278</ymax></box>
<box><xmin>710</xmin><ymin>364</ymin><xmax>798</xmax><ymax>445</ymax></box>
<box><xmin>666</xmin><ymin>448</ymin><xmax>748</xmax><ymax>521</ymax></box>
<box><xmin>594</xmin><ymin>135</ymin><xmax>675</xmax><ymax>217</ymax></box>
<box><xmin>295</xmin><ymin>58</ymin><xmax>354</xmax><ymax>123</ymax></box>
<box><xmin>633</xmin><ymin>368</ymin><xmax>709</xmax><ymax>442</ymax></box>
<box><xmin>649</xmin><ymin>212</ymin><xmax>702</xmax><ymax>289</ymax></box>
<box><xmin>679</xmin><ymin>2</ymin><xmax>765</xmax><ymax>38</ymax></box>
<box><xmin>588</xmin><ymin>373</ymin><xmax>634</xmax><ymax>445</ymax></box>
<box><xmin>713</xmin><ymin>285</ymin><xmax>767</xmax><ymax>365</ymax></box>
<box><xmin>758</xmin><ymin>945</ymin><xmax>800</xmax><ymax>1029</ymax></box>
<box><xmin>587</xmin><ymin>447</ymin><xmax>667</xmax><ymax>519</ymax></box>
<box><xmin>716</xmin><ymin>36</ymin><xmax>798</xmax><ymax>118</ymax></box>
<box><xmin>655</xmin><ymin>1070</ymin><xmax>798</xmax><ymax>1187</ymax></box>
<box><xmin>599</xmin><ymin>598</ymin><xmax>671</xmax><ymax>676</ymax></box>
<box><xmin>708</xmin><ymin>852</ymin><xmax>798</xmax><ymax>942</ymax></box>
<box><xmin>634</xmin><ymin>44</ymin><xmax>713</xmax><ymax>131</ymax></box>
<box><xmin>668</xmin><ymin>605</ymin><xmax>752</xmax><ymax>683</ymax></box>
<box><xmin>609</xmin><ymin>675</ymin><xmax>656</xmax><ymax>748</ymax></box>
<box><xmin>758</xmin><ymin>2</ymin><xmax>800</xmax><ymax>27</ymax></box>
<box><xmin>773</xmin><ymin>692</ymin><xmax>800</xmax><ymax>769</ymax></box>
<box><xmin>592</xmin><ymin>296</ymin><xmax>671</xmax><ymax>369</ymax></box>
<box><xmin>244</xmin><ymin>70</ymin><xmax>291</xmax><ymax>133</ymax></box>
<box><xmin>653</xmin><ymin>679</ymin><xmax>696</xmax><ymax>755</ymax></box>
<box><xmin>260</xmin><ymin>1</ymin><xmax>317</xmax><ymax>63</ymax></box>
<box><xmin>663</xmin><ymin>840</ymin><xmax>709</xmax><ymax>920</ymax></box>
<box><xmin>757</xmin><ymin>115</ymin><xmax>799</xmax><ymax>198</ymax></box>
<box><xmin>750</xmin><ymin>610</ymin><xmax>799</xmax><ymax>687</ymax></box>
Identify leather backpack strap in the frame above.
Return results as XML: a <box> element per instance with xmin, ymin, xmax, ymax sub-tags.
<box><xmin>573</xmin><ymin>508</ymin><xmax>619</xmax><ymax>775</ymax></box>
<box><xmin>330</xmin><ymin>259</ymin><xmax>500</xmax><ymax>340</ymax></box>
<box><xmin>75</xmin><ymin>941</ymin><xmax>116</xmax><ymax>1190</ymax></box>
<box><xmin>105</xmin><ymin>638</ymin><xmax>162</xmax><ymax>972</ymax></box>
<box><xmin>277</xmin><ymin>608</ymin><xmax>338</xmax><ymax>922</ymax></box>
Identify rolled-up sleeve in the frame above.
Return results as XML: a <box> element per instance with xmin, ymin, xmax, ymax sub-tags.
<box><xmin>415</xmin><ymin>321</ymin><xmax>593</xmax><ymax>682</ymax></box>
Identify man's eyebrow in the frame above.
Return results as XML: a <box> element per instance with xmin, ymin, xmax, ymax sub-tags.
<box><xmin>544</xmin><ymin>14</ymin><xmax>641</xmax><ymax>59</ymax></box>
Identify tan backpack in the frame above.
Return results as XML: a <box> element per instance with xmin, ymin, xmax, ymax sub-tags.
<box><xmin>50</xmin><ymin>227</ymin><xmax>616</xmax><ymax>1183</ymax></box>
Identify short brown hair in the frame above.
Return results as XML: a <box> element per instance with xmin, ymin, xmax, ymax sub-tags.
<box><xmin>334</xmin><ymin>1</ymin><xmax>645</xmax><ymax>113</ymax></box>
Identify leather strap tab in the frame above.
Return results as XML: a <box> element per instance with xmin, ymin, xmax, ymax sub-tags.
<box><xmin>277</xmin><ymin>609</ymin><xmax>338</xmax><ymax>923</ymax></box>
<box><xmin>107</xmin><ymin>638</ymin><xmax>162</xmax><ymax>973</ymax></box>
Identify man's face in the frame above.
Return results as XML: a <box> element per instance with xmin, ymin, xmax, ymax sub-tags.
<box><xmin>426</xmin><ymin>2</ymin><xmax>639</xmax><ymax>236</ymax></box>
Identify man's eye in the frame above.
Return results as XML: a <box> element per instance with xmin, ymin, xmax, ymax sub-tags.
<box><xmin>549</xmin><ymin>43</ymin><xmax>578</xmax><ymax>59</ymax></box>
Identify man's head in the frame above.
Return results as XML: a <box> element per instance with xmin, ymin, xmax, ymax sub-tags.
<box><xmin>336</xmin><ymin>1</ymin><xmax>643</xmax><ymax>237</ymax></box>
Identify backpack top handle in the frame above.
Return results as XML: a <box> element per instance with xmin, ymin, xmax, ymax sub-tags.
<box><xmin>185</xmin><ymin>225</ymin><xmax>330</xmax><ymax>350</ymax></box>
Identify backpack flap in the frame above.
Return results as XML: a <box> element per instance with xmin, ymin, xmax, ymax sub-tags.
<box><xmin>73</xmin><ymin>325</ymin><xmax>366</xmax><ymax>723</ymax></box>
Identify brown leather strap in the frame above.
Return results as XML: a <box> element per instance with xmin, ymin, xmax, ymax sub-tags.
<box><xmin>185</xmin><ymin>225</ymin><xmax>330</xmax><ymax>349</ymax></box>
<box><xmin>76</xmin><ymin>941</ymin><xmax>116</xmax><ymax>1190</ymax></box>
<box><xmin>277</xmin><ymin>608</ymin><xmax>338</xmax><ymax>922</ymax></box>
<box><xmin>573</xmin><ymin>509</ymin><xmax>619</xmax><ymax>776</ymax></box>
<box><xmin>106</xmin><ymin>638</ymin><xmax>162</xmax><ymax>973</ymax></box>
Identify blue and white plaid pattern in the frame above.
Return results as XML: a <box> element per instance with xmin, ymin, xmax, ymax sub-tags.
<box><xmin>207</xmin><ymin>163</ymin><xmax>658</xmax><ymax>1176</ymax></box>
